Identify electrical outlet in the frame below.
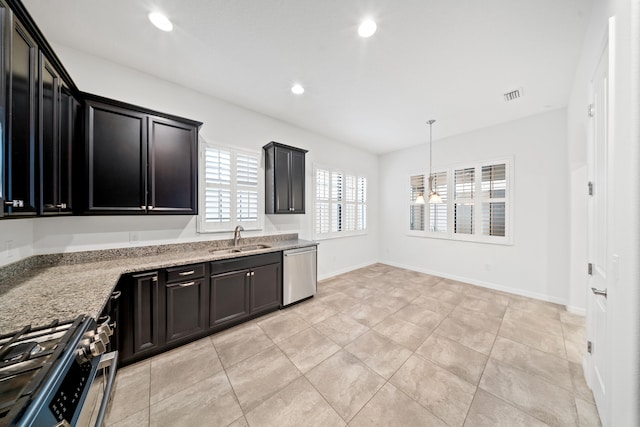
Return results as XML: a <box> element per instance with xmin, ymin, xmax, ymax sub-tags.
<box><xmin>129</xmin><ymin>232</ymin><xmax>139</xmax><ymax>244</ymax></box>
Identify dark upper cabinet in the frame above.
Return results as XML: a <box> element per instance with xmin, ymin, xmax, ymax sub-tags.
<box><xmin>39</xmin><ymin>55</ymin><xmax>75</xmax><ymax>214</ymax></box>
<box><xmin>148</xmin><ymin>116</ymin><xmax>198</xmax><ymax>213</ymax></box>
<box><xmin>86</xmin><ymin>100</ymin><xmax>147</xmax><ymax>212</ymax></box>
<box><xmin>57</xmin><ymin>84</ymin><xmax>79</xmax><ymax>212</ymax></box>
<box><xmin>4</xmin><ymin>14</ymin><xmax>38</xmax><ymax>216</ymax></box>
<box><xmin>83</xmin><ymin>95</ymin><xmax>201</xmax><ymax>215</ymax></box>
<box><xmin>264</xmin><ymin>142</ymin><xmax>307</xmax><ymax>214</ymax></box>
<box><xmin>1</xmin><ymin>1</ymin><xmax>80</xmax><ymax>218</ymax></box>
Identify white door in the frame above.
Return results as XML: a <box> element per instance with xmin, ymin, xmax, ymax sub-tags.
<box><xmin>587</xmin><ymin>43</ymin><xmax>609</xmax><ymax>424</ymax></box>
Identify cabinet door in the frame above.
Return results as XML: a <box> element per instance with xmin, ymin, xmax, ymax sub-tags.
<box><xmin>209</xmin><ymin>270</ymin><xmax>250</xmax><ymax>329</ymax></box>
<box><xmin>86</xmin><ymin>101</ymin><xmax>147</xmax><ymax>212</ymax></box>
<box><xmin>148</xmin><ymin>116</ymin><xmax>197</xmax><ymax>214</ymax></box>
<box><xmin>165</xmin><ymin>278</ymin><xmax>206</xmax><ymax>344</ymax></box>
<box><xmin>100</xmin><ymin>288</ymin><xmax>122</xmax><ymax>353</ymax></box>
<box><xmin>57</xmin><ymin>85</ymin><xmax>78</xmax><ymax>212</ymax></box>
<box><xmin>290</xmin><ymin>149</ymin><xmax>305</xmax><ymax>213</ymax></box>
<box><xmin>0</xmin><ymin>2</ymin><xmax>5</xmax><ymax>216</ymax></box>
<box><xmin>250</xmin><ymin>263</ymin><xmax>282</xmax><ymax>314</ymax></box>
<box><xmin>5</xmin><ymin>18</ymin><xmax>38</xmax><ymax>215</ymax></box>
<box><xmin>273</xmin><ymin>146</ymin><xmax>291</xmax><ymax>213</ymax></box>
<box><xmin>39</xmin><ymin>53</ymin><xmax>61</xmax><ymax>214</ymax></box>
<box><xmin>131</xmin><ymin>272</ymin><xmax>161</xmax><ymax>355</ymax></box>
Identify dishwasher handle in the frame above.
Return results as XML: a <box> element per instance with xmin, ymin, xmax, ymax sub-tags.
<box><xmin>284</xmin><ymin>247</ymin><xmax>317</xmax><ymax>257</ymax></box>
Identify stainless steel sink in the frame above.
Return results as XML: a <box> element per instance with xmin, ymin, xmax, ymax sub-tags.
<box><xmin>210</xmin><ymin>244</ymin><xmax>271</xmax><ymax>255</ymax></box>
<box><xmin>236</xmin><ymin>244</ymin><xmax>271</xmax><ymax>251</ymax></box>
<box><xmin>209</xmin><ymin>248</ymin><xmax>240</xmax><ymax>255</ymax></box>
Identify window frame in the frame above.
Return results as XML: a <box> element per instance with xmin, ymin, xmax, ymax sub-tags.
<box><xmin>407</xmin><ymin>157</ymin><xmax>513</xmax><ymax>245</ymax></box>
<box><xmin>314</xmin><ymin>164</ymin><xmax>368</xmax><ymax>240</ymax></box>
<box><xmin>197</xmin><ymin>140</ymin><xmax>264</xmax><ymax>233</ymax></box>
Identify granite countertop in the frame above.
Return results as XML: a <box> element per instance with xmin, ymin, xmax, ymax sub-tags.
<box><xmin>0</xmin><ymin>234</ymin><xmax>316</xmax><ymax>335</ymax></box>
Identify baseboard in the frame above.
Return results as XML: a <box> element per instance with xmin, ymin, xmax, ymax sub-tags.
<box><xmin>318</xmin><ymin>259</ymin><xmax>380</xmax><ymax>282</ymax></box>
<box><xmin>380</xmin><ymin>259</ymin><xmax>576</xmax><ymax>309</ymax></box>
<box><xmin>566</xmin><ymin>305</ymin><xmax>587</xmax><ymax>316</ymax></box>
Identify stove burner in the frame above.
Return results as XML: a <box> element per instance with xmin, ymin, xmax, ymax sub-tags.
<box><xmin>1</xmin><ymin>342</ymin><xmax>44</xmax><ymax>364</ymax></box>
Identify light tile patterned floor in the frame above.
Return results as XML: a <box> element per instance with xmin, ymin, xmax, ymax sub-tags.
<box><xmin>103</xmin><ymin>264</ymin><xmax>602</xmax><ymax>427</ymax></box>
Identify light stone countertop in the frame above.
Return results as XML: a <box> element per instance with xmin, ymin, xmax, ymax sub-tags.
<box><xmin>0</xmin><ymin>235</ymin><xmax>316</xmax><ymax>335</ymax></box>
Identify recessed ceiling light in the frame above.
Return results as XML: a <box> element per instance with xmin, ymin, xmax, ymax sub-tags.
<box><xmin>149</xmin><ymin>12</ymin><xmax>173</xmax><ymax>32</ymax></box>
<box><xmin>291</xmin><ymin>84</ymin><xmax>305</xmax><ymax>95</ymax></box>
<box><xmin>358</xmin><ymin>20</ymin><xmax>377</xmax><ymax>37</ymax></box>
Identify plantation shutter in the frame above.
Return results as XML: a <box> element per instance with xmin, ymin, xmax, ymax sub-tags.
<box><xmin>481</xmin><ymin>163</ymin><xmax>507</xmax><ymax>237</ymax></box>
<box><xmin>409</xmin><ymin>174</ymin><xmax>425</xmax><ymax>232</ymax></box>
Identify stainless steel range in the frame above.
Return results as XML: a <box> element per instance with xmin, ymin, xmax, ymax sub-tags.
<box><xmin>0</xmin><ymin>315</ymin><xmax>117</xmax><ymax>427</ymax></box>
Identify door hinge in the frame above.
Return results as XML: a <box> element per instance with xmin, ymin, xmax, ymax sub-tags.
<box><xmin>587</xmin><ymin>340</ymin><xmax>593</xmax><ymax>354</ymax></box>
<box><xmin>587</xmin><ymin>103</ymin><xmax>595</xmax><ymax>117</ymax></box>
<box><xmin>588</xmin><ymin>182</ymin><xmax>594</xmax><ymax>196</ymax></box>
<box><xmin>588</xmin><ymin>263</ymin><xmax>593</xmax><ymax>275</ymax></box>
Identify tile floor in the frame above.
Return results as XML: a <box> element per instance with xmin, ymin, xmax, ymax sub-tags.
<box><xmin>101</xmin><ymin>264</ymin><xmax>602</xmax><ymax>427</ymax></box>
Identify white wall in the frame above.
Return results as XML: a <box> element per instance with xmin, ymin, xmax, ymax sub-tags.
<box><xmin>379</xmin><ymin>109</ymin><xmax>570</xmax><ymax>304</ymax></box>
<box><xmin>566</xmin><ymin>0</ymin><xmax>639</xmax><ymax>425</ymax></box>
<box><xmin>0</xmin><ymin>219</ymin><xmax>34</xmax><ymax>267</ymax></box>
<box><xmin>0</xmin><ymin>46</ymin><xmax>379</xmax><ymax>279</ymax></box>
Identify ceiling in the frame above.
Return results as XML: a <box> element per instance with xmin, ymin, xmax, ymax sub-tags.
<box><xmin>22</xmin><ymin>0</ymin><xmax>592</xmax><ymax>154</ymax></box>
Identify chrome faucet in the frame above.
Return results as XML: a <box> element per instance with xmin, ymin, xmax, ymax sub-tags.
<box><xmin>233</xmin><ymin>225</ymin><xmax>244</xmax><ymax>247</ymax></box>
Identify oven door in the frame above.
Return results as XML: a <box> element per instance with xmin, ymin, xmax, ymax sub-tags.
<box><xmin>24</xmin><ymin>350</ymin><xmax>118</xmax><ymax>427</ymax></box>
<box><xmin>74</xmin><ymin>351</ymin><xmax>118</xmax><ymax>427</ymax></box>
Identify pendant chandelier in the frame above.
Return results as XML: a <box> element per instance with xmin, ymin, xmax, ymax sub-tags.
<box><xmin>416</xmin><ymin>119</ymin><xmax>442</xmax><ymax>204</ymax></box>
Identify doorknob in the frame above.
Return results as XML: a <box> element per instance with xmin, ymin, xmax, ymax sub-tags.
<box><xmin>591</xmin><ymin>287</ymin><xmax>607</xmax><ymax>298</ymax></box>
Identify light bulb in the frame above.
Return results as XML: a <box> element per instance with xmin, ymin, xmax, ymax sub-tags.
<box><xmin>149</xmin><ymin>12</ymin><xmax>173</xmax><ymax>32</ymax></box>
<box><xmin>358</xmin><ymin>20</ymin><xmax>377</xmax><ymax>38</ymax></box>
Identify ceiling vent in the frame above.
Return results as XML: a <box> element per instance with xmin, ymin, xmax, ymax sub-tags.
<box><xmin>503</xmin><ymin>88</ymin><xmax>523</xmax><ymax>102</ymax></box>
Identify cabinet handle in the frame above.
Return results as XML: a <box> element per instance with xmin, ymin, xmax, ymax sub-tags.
<box><xmin>148</xmin><ymin>206</ymin><xmax>154</xmax><ymax>210</ymax></box>
<box><xmin>140</xmin><ymin>206</ymin><xmax>146</xmax><ymax>210</ymax></box>
<box><xmin>178</xmin><ymin>270</ymin><xmax>195</xmax><ymax>276</ymax></box>
<box><xmin>55</xmin><ymin>203</ymin><xmax>67</xmax><ymax>209</ymax></box>
<box><xmin>111</xmin><ymin>290</ymin><xmax>122</xmax><ymax>300</ymax></box>
<box><xmin>179</xmin><ymin>281</ymin><xmax>196</xmax><ymax>287</ymax></box>
<box><xmin>246</xmin><ymin>272</ymin><xmax>250</xmax><ymax>277</ymax></box>
<box><xmin>152</xmin><ymin>276</ymin><xmax>158</xmax><ymax>282</ymax></box>
<box><xmin>251</xmin><ymin>272</ymin><xmax>255</xmax><ymax>276</ymax></box>
<box><xmin>4</xmin><ymin>200</ymin><xmax>24</xmax><ymax>207</ymax></box>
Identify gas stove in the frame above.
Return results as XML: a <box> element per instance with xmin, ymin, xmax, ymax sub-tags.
<box><xmin>0</xmin><ymin>315</ymin><xmax>117</xmax><ymax>427</ymax></box>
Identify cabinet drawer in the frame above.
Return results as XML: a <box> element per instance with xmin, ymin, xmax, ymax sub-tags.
<box><xmin>166</xmin><ymin>263</ymin><xmax>205</xmax><ymax>283</ymax></box>
<box><xmin>210</xmin><ymin>252</ymin><xmax>281</xmax><ymax>275</ymax></box>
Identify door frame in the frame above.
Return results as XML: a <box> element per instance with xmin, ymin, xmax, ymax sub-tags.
<box><xmin>585</xmin><ymin>17</ymin><xmax>616</xmax><ymax>427</ymax></box>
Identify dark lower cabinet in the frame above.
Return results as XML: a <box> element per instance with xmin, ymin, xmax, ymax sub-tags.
<box><xmin>209</xmin><ymin>270</ymin><xmax>250</xmax><ymax>328</ymax></box>
<box><xmin>165</xmin><ymin>278</ymin><xmax>207</xmax><ymax>344</ymax></box>
<box><xmin>118</xmin><ymin>252</ymin><xmax>283</xmax><ymax>366</ymax></box>
<box><xmin>132</xmin><ymin>272</ymin><xmax>162</xmax><ymax>355</ymax></box>
<box><xmin>250</xmin><ymin>263</ymin><xmax>282</xmax><ymax>314</ymax></box>
<box><xmin>209</xmin><ymin>252</ymin><xmax>282</xmax><ymax>333</ymax></box>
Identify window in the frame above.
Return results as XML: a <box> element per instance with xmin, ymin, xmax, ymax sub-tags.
<box><xmin>198</xmin><ymin>144</ymin><xmax>262</xmax><ymax>233</ymax></box>
<box><xmin>408</xmin><ymin>159</ymin><xmax>512</xmax><ymax>244</ymax></box>
<box><xmin>315</xmin><ymin>166</ymin><xmax>367</xmax><ymax>239</ymax></box>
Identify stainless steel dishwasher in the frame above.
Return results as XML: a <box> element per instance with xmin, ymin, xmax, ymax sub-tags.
<box><xmin>283</xmin><ymin>246</ymin><xmax>317</xmax><ymax>306</ymax></box>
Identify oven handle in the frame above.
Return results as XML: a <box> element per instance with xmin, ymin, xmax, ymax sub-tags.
<box><xmin>94</xmin><ymin>350</ymin><xmax>118</xmax><ymax>427</ymax></box>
